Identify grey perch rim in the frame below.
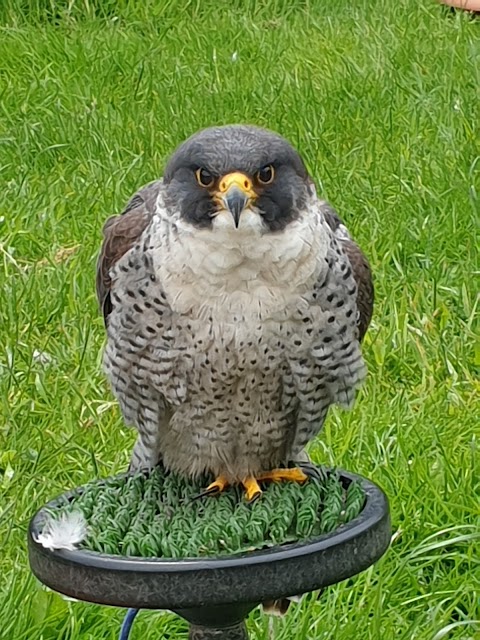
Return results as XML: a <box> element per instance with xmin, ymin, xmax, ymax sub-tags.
<box><xmin>28</xmin><ymin>469</ymin><xmax>391</xmax><ymax>611</ymax></box>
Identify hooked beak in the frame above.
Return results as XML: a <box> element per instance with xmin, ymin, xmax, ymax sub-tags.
<box><xmin>215</xmin><ymin>172</ymin><xmax>256</xmax><ymax>228</ymax></box>
<box><xmin>224</xmin><ymin>186</ymin><xmax>249</xmax><ymax>228</ymax></box>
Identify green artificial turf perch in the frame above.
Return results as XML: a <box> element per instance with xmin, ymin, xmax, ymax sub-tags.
<box><xmin>41</xmin><ymin>468</ymin><xmax>366</xmax><ymax>559</ymax></box>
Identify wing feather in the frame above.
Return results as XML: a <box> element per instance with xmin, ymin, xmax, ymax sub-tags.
<box><xmin>96</xmin><ymin>181</ymin><xmax>162</xmax><ymax>325</ymax></box>
<box><xmin>320</xmin><ymin>202</ymin><xmax>374</xmax><ymax>341</ymax></box>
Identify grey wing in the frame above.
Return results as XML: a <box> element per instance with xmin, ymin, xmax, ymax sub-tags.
<box><xmin>320</xmin><ymin>202</ymin><xmax>374</xmax><ymax>341</ymax></box>
<box><xmin>97</xmin><ymin>180</ymin><xmax>169</xmax><ymax>471</ymax></box>
<box><xmin>96</xmin><ymin>181</ymin><xmax>162</xmax><ymax>326</ymax></box>
<box><xmin>288</xmin><ymin>203</ymin><xmax>373</xmax><ymax>457</ymax></box>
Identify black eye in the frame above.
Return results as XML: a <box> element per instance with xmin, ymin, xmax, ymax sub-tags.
<box><xmin>195</xmin><ymin>168</ymin><xmax>214</xmax><ymax>188</ymax></box>
<box><xmin>256</xmin><ymin>165</ymin><xmax>275</xmax><ymax>185</ymax></box>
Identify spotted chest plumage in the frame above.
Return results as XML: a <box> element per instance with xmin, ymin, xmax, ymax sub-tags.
<box><xmin>103</xmin><ymin>204</ymin><xmax>366</xmax><ymax>481</ymax></box>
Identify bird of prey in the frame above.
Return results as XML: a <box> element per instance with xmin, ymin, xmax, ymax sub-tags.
<box><xmin>96</xmin><ymin>125</ymin><xmax>373</xmax><ymax>502</ymax></box>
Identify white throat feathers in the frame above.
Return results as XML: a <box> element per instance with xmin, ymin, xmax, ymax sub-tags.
<box><xmin>150</xmin><ymin>194</ymin><xmax>332</xmax><ymax>323</ymax></box>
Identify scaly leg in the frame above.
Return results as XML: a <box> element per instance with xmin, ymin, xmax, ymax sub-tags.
<box><xmin>196</xmin><ymin>468</ymin><xmax>309</xmax><ymax>502</ymax></box>
<box><xmin>241</xmin><ymin>477</ymin><xmax>262</xmax><ymax>502</ymax></box>
<box><xmin>196</xmin><ymin>475</ymin><xmax>230</xmax><ymax>498</ymax></box>
<box><xmin>240</xmin><ymin>469</ymin><xmax>308</xmax><ymax>502</ymax></box>
<box><xmin>256</xmin><ymin>468</ymin><xmax>309</xmax><ymax>484</ymax></box>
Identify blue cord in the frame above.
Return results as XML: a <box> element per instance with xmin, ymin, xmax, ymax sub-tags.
<box><xmin>119</xmin><ymin>608</ymin><xmax>140</xmax><ymax>640</ymax></box>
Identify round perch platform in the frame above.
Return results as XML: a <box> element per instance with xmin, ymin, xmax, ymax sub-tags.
<box><xmin>28</xmin><ymin>470</ymin><xmax>391</xmax><ymax>639</ymax></box>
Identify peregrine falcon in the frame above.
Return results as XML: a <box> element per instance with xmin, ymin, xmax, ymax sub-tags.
<box><xmin>96</xmin><ymin>125</ymin><xmax>373</xmax><ymax>501</ymax></box>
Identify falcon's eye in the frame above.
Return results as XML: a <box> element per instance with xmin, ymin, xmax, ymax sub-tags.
<box><xmin>256</xmin><ymin>165</ymin><xmax>275</xmax><ymax>185</ymax></box>
<box><xmin>195</xmin><ymin>168</ymin><xmax>215</xmax><ymax>188</ymax></box>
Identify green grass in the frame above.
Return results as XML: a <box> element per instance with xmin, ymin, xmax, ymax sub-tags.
<box><xmin>38</xmin><ymin>468</ymin><xmax>365</xmax><ymax>558</ymax></box>
<box><xmin>0</xmin><ymin>0</ymin><xmax>478</xmax><ymax>638</ymax></box>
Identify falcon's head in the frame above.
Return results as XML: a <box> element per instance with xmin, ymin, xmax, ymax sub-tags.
<box><xmin>163</xmin><ymin>125</ymin><xmax>314</xmax><ymax>233</ymax></box>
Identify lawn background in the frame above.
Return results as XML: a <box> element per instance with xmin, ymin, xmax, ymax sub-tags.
<box><xmin>0</xmin><ymin>0</ymin><xmax>478</xmax><ymax>638</ymax></box>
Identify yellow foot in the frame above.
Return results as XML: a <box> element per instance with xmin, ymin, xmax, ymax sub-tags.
<box><xmin>199</xmin><ymin>475</ymin><xmax>230</xmax><ymax>497</ymax></box>
<box><xmin>256</xmin><ymin>467</ymin><xmax>309</xmax><ymax>485</ymax></box>
<box><xmin>241</xmin><ymin>476</ymin><xmax>263</xmax><ymax>503</ymax></box>
<box><xmin>196</xmin><ymin>468</ymin><xmax>308</xmax><ymax>502</ymax></box>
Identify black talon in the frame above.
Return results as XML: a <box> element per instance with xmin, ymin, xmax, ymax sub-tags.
<box><xmin>297</xmin><ymin>462</ymin><xmax>326</xmax><ymax>482</ymax></box>
<box><xmin>192</xmin><ymin>486</ymin><xmax>221</xmax><ymax>500</ymax></box>
<box><xmin>246</xmin><ymin>490</ymin><xmax>262</xmax><ymax>505</ymax></box>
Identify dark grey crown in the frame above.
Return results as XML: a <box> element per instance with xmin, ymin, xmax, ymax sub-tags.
<box><xmin>164</xmin><ymin>125</ymin><xmax>309</xmax><ymax>180</ymax></box>
<box><xmin>163</xmin><ymin>125</ymin><xmax>313</xmax><ymax>232</ymax></box>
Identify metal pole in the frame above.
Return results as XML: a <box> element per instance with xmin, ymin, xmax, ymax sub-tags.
<box><xmin>188</xmin><ymin>621</ymin><xmax>249</xmax><ymax>640</ymax></box>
